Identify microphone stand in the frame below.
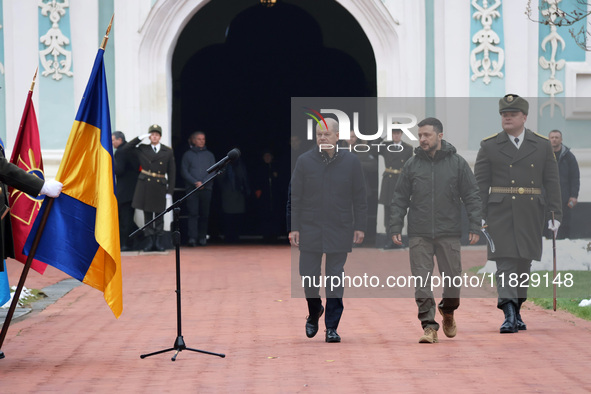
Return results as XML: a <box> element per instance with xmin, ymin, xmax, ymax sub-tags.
<box><xmin>132</xmin><ymin>166</ymin><xmax>226</xmax><ymax>361</ymax></box>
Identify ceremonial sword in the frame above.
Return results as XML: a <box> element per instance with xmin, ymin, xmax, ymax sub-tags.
<box><xmin>481</xmin><ymin>224</ymin><xmax>495</xmax><ymax>253</ymax></box>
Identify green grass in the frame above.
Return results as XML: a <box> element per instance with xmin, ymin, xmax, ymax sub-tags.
<box><xmin>467</xmin><ymin>267</ymin><xmax>591</xmax><ymax>321</ymax></box>
<box><xmin>9</xmin><ymin>288</ymin><xmax>46</xmax><ymax>308</ymax></box>
<box><xmin>528</xmin><ymin>270</ymin><xmax>591</xmax><ymax>321</ymax></box>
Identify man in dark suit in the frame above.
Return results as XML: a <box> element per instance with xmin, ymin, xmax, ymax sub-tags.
<box><xmin>120</xmin><ymin>124</ymin><xmax>176</xmax><ymax>252</ymax></box>
<box><xmin>474</xmin><ymin>94</ymin><xmax>562</xmax><ymax>334</ymax></box>
<box><xmin>112</xmin><ymin>131</ymin><xmax>139</xmax><ymax>251</ymax></box>
<box><xmin>287</xmin><ymin>118</ymin><xmax>367</xmax><ymax>343</ymax></box>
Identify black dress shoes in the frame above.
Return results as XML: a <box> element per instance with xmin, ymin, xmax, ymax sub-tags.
<box><xmin>154</xmin><ymin>236</ymin><xmax>165</xmax><ymax>252</ymax></box>
<box><xmin>325</xmin><ymin>328</ymin><xmax>341</xmax><ymax>343</ymax></box>
<box><xmin>305</xmin><ymin>305</ymin><xmax>324</xmax><ymax>338</ymax></box>
<box><xmin>198</xmin><ymin>238</ymin><xmax>207</xmax><ymax>246</ymax></box>
<box><xmin>187</xmin><ymin>238</ymin><xmax>197</xmax><ymax>247</ymax></box>
<box><xmin>143</xmin><ymin>236</ymin><xmax>154</xmax><ymax>252</ymax></box>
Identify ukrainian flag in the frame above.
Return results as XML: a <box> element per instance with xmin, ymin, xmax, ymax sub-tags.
<box><xmin>24</xmin><ymin>48</ymin><xmax>122</xmax><ymax>317</ymax></box>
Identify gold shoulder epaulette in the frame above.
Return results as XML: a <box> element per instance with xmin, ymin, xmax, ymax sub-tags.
<box><xmin>533</xmin><ymin>132</ymin><xmax>549</xmax><ymax>140</ymax></box>
<box><xmin>482</xmin><ymin>133</ymin><xmax>498</xmax><ymax>141</ymax></box>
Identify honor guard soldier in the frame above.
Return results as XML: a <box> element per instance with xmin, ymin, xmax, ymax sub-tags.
<box><xmin>474</xmin><ymin>94</ymin><xmax>562</xmax><ymax>334</ymax></box>
<box><xmin>120</xmin><ymin>124</ymin><xmax>176</xmax><ymax>252</ymax></box>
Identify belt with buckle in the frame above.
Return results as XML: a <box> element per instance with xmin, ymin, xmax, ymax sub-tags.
<box><xmin>384</xmin><ymin>168</ymin><xmax>401</xmax><ymax>175</ymax></box>
<box><xmin>141</xmin><ymin>169</ymin><xmax>166</xmax><ymax>179</ymax></box>
<box><xmin>490</xmin><ymin>187</ymin><xmax>542</xmax><ymax>195</ymax></box>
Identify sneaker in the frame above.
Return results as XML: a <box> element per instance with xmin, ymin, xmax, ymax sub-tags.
<box><xmin>438</xmin><ymin>307</ymin><xmax>457</xmax><ymax>338</ymax></box>
<box><xmin>419</xmin><ymin>327</ymin><xmax>438</xmax><ymax>343</ymax></box>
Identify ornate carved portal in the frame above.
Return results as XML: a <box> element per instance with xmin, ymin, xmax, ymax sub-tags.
<box><xmin>539</xmin><ymin>0</ymin><xmax>566</xmax><ymax>117</ymax></box>
<box><xmin>38</xmin><ymin>0</ymin><xmax>73</xmax><ymax>81</ymax></box>
<box><xmin>470</xmin><ymin>0</ymin><xmax>504</xmax><ymax>85</ymax></box>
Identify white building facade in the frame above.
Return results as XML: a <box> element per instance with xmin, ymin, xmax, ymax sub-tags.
<box><xmin>1</xmin><ymin>0</ymin><xmax>589</xmax><ymax>199</ymax></box>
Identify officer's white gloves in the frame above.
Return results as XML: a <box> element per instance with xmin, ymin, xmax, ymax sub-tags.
<box><xmin>139</xmin><ymin>133</ymin><xmax>151</xmax><ymax>140</ymax></box>
<box><xmin>547</xmin><ymin>220</ymin><xmax>561</xmax><ymax>236</ymax></box>
<box><xmin>40</xmin><ymin>179</ymin><xmax>63</xmax><ymax>198</ymax></box>
<box><xmin>481</xmin><ymin>219</ymin><xmax>486</xmax><ymax>227</ymax></box>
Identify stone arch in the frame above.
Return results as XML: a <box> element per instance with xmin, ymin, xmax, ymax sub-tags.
<box><xmin>137</xmin><ymin>0</ymin><xmax>402</xmax><ymax>144</ymax></box>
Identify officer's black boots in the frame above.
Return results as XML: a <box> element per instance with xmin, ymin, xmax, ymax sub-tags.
<box><xmin>500</xmin><ymin>302</ymin><xmax>518</xmax><ymax>333</ymax></box>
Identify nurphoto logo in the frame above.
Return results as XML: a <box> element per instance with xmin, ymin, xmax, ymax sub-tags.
<box><xmin>303</xmin><ymin>107</ymin><xmax>418</xmax><ymax>153</ymax></box>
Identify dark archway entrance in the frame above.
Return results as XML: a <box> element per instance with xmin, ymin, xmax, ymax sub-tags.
<box><xmin>171</xmin><ymin>0</ymin><xmax>377</xmax><ymax>243</ymax></box>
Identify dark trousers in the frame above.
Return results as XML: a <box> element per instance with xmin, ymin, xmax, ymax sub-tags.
<box><xmin>409</xmin><ymin>237</ymin><xmax>462</xmax><ymax>330</ymax></box>
<box><xmin>299</xmin><ymin>250</ymin><xmax>347</xmax><ymax>330</ymax></box>
<box><xmin>185</xmin><ymin>188</ymin><xmax>212</xmax><ymax>241</ymax></box>
<box><xmin>495</xmin><ymin>258</ymin><xmax>531</xmax><ymax>309</ymax></box>
<box><xmin>118</xmin><ymin>201</ymin><xmax>135</xmax><ymax>248</ymax></box>
<box><xmin>143</xmin><ymin>211</ymin><xmax>164</xmax><ymax>237</ymax></box>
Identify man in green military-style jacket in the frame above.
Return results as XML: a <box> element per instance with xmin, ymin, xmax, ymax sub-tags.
<box><xmin>474</xmin><ymin>94</ymin><xmax>562</xmax><ymax>334</ymax></box>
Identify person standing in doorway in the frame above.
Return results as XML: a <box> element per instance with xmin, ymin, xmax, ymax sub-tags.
<box><xmin>181</xmin><ymin>131</ymin><xmax>215</xmax><ymax>246</ymax></box>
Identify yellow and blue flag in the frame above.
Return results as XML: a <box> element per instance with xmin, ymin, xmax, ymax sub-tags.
<box><xmin>24</xmin><ymin>48</ymin><xmax>122</xmax><ymax>317</ymax></box>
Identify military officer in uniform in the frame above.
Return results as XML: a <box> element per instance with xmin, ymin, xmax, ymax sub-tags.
<box><xmin>120</xmin><ymin>124</ymin><xmax>176</xmax><ymax>252</ymax></box>
<box><xmin>474</xmin><ymin>94</ymin><xmax>562</xmax><ymax>334</ymax></box>
<box><xmin>379</xmin><ymin>128</ymin><xmax>413</xmax><ymax>248</ymax></box>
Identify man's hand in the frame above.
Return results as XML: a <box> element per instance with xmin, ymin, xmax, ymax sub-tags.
<box><xmin>568</xmin><ymin>197</ymin><xmax>578</xmax><ymax>208</ymax></box>
<box><xmin>469</xmin><ymin>232</ymin><xmax>480</xmax><ymax>245</ymax></box>
<box><xmin>392</xmin><ymin>234</ymin><xmax>402</xmax><ymax>245</ymax></box>
<box><xmin>548</xmin><ymin>219</ymin><xmax>561</xmax><ymax>236</ymax></box>
<box><xmin>289</xmin><ymin>231</ymin><xmax>299</xmax><ymax>247</ymax></box>
<box><xmin>195</xmin><ymin>181</ymin><xmax>203</xmax><ymax>188</ymax></box>
<box><xmin>139</xmin><ymin>133</ymin><xmax>151</xmax><ymax>140</ymax></box>
<box><xmin>353</xmin><ymin>231</ymin><xmax>364</xmax><ymax>244</ymax></box>
<box><xmin>40</xmin><ymin>179</ymin><xmax>63</xmax><ymax>198</ymax></box>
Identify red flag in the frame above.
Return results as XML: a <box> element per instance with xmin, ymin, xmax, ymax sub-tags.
<box><xmin>8</xmin><ymin>89</ymin><xmax>48</xmax><ymax>274</ymax></box>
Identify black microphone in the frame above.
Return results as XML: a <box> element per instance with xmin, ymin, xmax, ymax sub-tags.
<box><xmin>207</xmin><ymin>148</ymin><xmax>241</xmax><ymax>173</ymax></box>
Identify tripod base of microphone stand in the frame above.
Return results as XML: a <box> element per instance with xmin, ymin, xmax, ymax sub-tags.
<box><xmin>140</xmin><ymin>335</ymin><xmax>225</xmax><ymax>361</ymax></box>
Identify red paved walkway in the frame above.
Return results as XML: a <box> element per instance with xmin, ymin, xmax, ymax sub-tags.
<box><xmin>1</xmin><ymin>245</ymin><xmax>590</xmax><ymax>392</ymax></box>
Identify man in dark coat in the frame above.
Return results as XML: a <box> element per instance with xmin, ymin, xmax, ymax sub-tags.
<box><xmin>180</xmin><ymin>131</ymin><xmax>215</xmax><ymax>246</ymax></box>
<box><xmin>474</xmin><ymin>94</ymin><xmax>562</xmax><ymax>334</ymax></box>
<box><xmin>119</xmin><ymin>124</ymin><xmax>176</xmax><ymax>252</ymax></box>
<box><xmin>389</xmin><ymin>117</ymin><xmax>481</xmax><ymax>344</ymax></box>
<box><xmin>0</xmin><ymin>143</ymin><xmax>63</xmax><ymax>269</ymax></box>
<box><xmin>379</xmin><ymin>129</ymin><xmax>413</xmax><ymax>249</ymax></box>
<box><xmin>547</xmin><ymin>130</ymin><xmax>580</xmax><ymax>239</ymax></box>
<box><xmin>287</xmin><ymin>118</ymin><xmax>367</xmax><ymax>343</ymax></box>
<box><xmin>112</xmin><ymin>131</ymin><xmax>139</xmax><ymax>251</ymax></box>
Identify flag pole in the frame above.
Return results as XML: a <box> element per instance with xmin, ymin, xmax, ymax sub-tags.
<box><xmin>2</xmin><ymin>16</ymin><xmax>115</xmax><ymax>358</ymax></box>
<box><xmin>552</xmin><ymin>211</ymin><xmax>557</xmax><ymax>312</ymax></box>
<box><xmin>30</xmin><ymin>67</ymin><xmax>38</xmax><ymax>92</ymax></box>
<box><xmin>0</xmin><ymin>69</ymin><xmax>45</xmax><ymax>359</ymax></box>
<box><xmin>0</xmin><ymin>198</ymin><xmax>54</xmax><ymax>354</ymax></box>
<box><xmin>100</xmin><ymin>14</ymin><xmax>114</xmax><ymax>50</ymax></box>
